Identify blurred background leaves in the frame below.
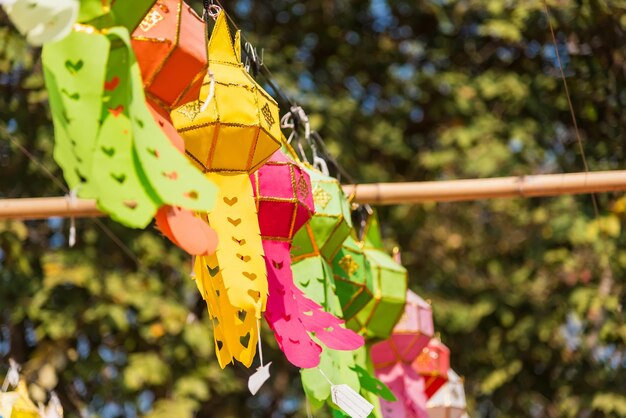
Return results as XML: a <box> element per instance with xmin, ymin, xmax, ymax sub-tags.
<box><xmin>1</xmin><ymin>0</ymin><xmax>626</xmax><ymax>417</ymax></box>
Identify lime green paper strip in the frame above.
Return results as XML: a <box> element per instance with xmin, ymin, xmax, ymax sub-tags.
<box><xmin>43</xmin><ymin>30</ymin><xmax>110</xmax><ymax>194</ymax></box>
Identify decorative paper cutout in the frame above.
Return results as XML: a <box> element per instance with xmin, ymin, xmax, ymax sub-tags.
<box><xmin>411</xmin><ymin>339</ymin><xmax>451</xmax><ymax>399</ymax></box>
<box><xmin>2</xmin><ymin>0</ymin><xmax>79</xmax><ymax>46</ymax></box>
<box><xmin>155</xmin><ymin>205</ymin><xmax>217</xmax><ymax>256</ymax></box>
<box><xmin>426</xmin><ymin>370</ymin><xmax>467</xmax><ymax>418</ymax></box>
<box><xmin>132</xmin><ymin>0</ymin><xmax>208</xmax><ymax>110</ymax></box>
<box><xmin>253</xmin><ymin>152</ymin><xmax>363</xmax><ymax>369</ymax></box>
<box><xmin>43</xmin><ymin>26</ymin><xmax>218</xmax><ymax>228</ymax></box>
<box><xmin>171</xmin><ymin>10</ymin><xmax>281</xmax><ymax>173</ymax></box>
<box><xmin>377</xmin><ymin>363</ymin><xmax>428</xmax><ymax>418</ymax></box>
<box><xmin>332</xmin><ymin>236</ymin><xmax>374</xmax><ymax>321</ymax></box>
<box><xmin>193</xmin><ymin>173</ymin><xmax>267</xmax><ymax>368</ymax></box>
<box><xmin>371</xmin><ymin>290</ymin><xmax>434</xmax><ymax>368</ymax></box>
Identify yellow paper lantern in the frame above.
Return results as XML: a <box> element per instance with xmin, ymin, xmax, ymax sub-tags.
<box><xmin>171</xmin><ymin>10</ymin><xmax>281</xmax><ymax>173</ymax></box>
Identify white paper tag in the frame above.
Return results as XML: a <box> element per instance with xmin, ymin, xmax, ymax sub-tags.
<box><xmin>331</xmin><ymin>384</ymin><xmax>374</xmax><ymax>418</ymax></box>
<box><xmin>248</xmin><ymin>362</ymin><xmax>272</xmax><ymax>395</ymax></box>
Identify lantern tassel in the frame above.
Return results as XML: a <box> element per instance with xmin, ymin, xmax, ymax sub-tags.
<box><xmin>263</xmin><ymin>240</ymin><xmax>363</xmax><ymax>368</ymax></box>
<box><xmin>378</xmin><ymin>363</ymin><xmax>428</xmax><ymax>418</ymax></box>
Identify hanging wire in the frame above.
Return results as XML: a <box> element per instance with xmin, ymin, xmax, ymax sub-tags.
<box><xmin>210</xmin><ymin>0</ymin><xmax>357</xmax><ymax>182</ymax></box>
<box><xmin>541</xmin><ymin>1</ymin><xmax>599</xmax><ymax>217</ymax></box>
<box><xmin>541</xmin><ymin>1</ymin><xmax>615</xmax><ymax>346</ymax></box>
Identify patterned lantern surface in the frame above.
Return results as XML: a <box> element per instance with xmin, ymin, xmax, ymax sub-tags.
<box><xmin>370</xmin><ymin>290</ymin><xmax>434</xmax><ymax>367</ymax></box>
<box><xmin>252</xmin><ymin>151</ymin><xmax>363</xmax><ymax>368</ymax></box>
<box><xmin>171</xmin><ymin>10</ymin><xmax>281</xmax><ymax>173</ymax></box>
<box><xmin>426</xmin><ymin>370</ymin><xmax>467</xmax><ymax>418</ymax></box>
<box><xmin>253</xmin><ymin>152</ymin><xmax>315</xmax><ymax>240</ymax></box>
<box><xmin>291</xmin><ymin>166</ymin><xmax>353</xmax><ymax>262</ymax></box>
<box><xmin>332</xmin><ymin>235</ymin><xmax>374</xmax><ymax>320</ymax></box>
<box><xmin>412</xmin><ymin>338</ymin><xmax>451</xmax><ymax>399</ymax></box>
<box><xmin>132</xmin><ymin>0</ymin><xmax>207</xmax><ymax>110</ymax></box>
<box><xmin>348</xmin><ymin>214</ymin><xmax>408</xmax><ymax>340</ymax></box>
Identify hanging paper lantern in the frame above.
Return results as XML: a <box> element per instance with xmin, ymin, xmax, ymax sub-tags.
<box><xmin>252</xmin><ymin>151</ymin><xmax>363</xmax><ymax>368</ymax></box>
<box><xmin>370</xmin><ymin>290</ymin><xmax>434</xmax><ymax>367</ymax></box>
<box><xmin>171</xmin><ymin>9</ymin><xmax>281</xmax><ymax>367</ymax></box>
<box><xmin>132</xmin><ymin>0</ymin><xmax>208</xmax><ymax>110</ymax></box>
<box><xmin>43</xmin><ymin>25</ymin><xmax>218</xmax><ymax>229</ymax></box>
<box><xmin>291</xmin><ymin>166</ymin><xmax>353</xmax><ymax>263</ymax></box>
<box><xmin>2</xmin><ymin>0</ymin><xmax>79</xmax><ymax>46</ymax></box>
<box><xmin>332</xmin><ymin>235</ymin><xmax>374</xmax><ymax>320</ymax></box>
<box><xmin>426</xmin><ymin>370</ymin><xmax>467</xmax><ymax>418</ymax></box>
<box><xmin>412</xmin><ymin>338</ymin><xmax>451</xmax><ymax>399</ymax></box>
<box><xmin>347</xmin><ymin>213</ymin><xmax>408</xmax><ymax>340</ymax></box>
<box><xmin>171</xmin><ymin>10</ymin><xmax>281</xmax><ymax>173</ymax></box>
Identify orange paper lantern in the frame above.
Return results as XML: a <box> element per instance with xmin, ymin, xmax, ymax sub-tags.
<box><xmin>132</xmin><ymin>0</ymin><xmax>207</xmax><ymax>110</ymax></box>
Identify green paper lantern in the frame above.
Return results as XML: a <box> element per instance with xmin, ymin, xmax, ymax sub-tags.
<box><xmin>291</xmin><ymin>166</ymin><xmax>353</xmax><ymax>263</ymax></box>
<box><xmin>332</xmin><ymin>235</ymin><xmax>374</xmax><ymax>320</ymax></box>
<box><xmin>347</xmin><ymin>213</ymin><xmax>408</xmax><ymax>340</ymax></box>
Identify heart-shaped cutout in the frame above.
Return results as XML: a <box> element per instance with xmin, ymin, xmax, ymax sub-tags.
<box><xmin>101</xmin><ymin>146</ymin><xmax>115</xmax><ymax>157</ymax></box>
<box><xmin>65</xmin><ymin>59</ymin><xmax>84</xmax><ymax>74</ymax></box>
<box><xmin>227</xmin><ymin>217</ymin><xmax>242</xmax><ymax>226</ymax></box>
<box><xmin>232</xmin><ymin>237</ymin><xmax>246</xmax><ymax>246</ymax></box>
<box><xmin>104</xmin><ymin>76</ymin><xmax>120</xmax><ymax>91</ymax></box>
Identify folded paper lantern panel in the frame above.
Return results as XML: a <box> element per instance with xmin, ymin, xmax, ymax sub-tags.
<box><xmin>370</xmin><ymin>290</ymin><xmax>434</xmax><ymax>368</ymax></box>
<box><xmin>412</xmin><ymin>339</ymin><xmax>451</xmax><ymax>399</ymax></box>
<box><xmin>171</xmin><ymin>11</ymin><xmax>281</xmax><ymax>173</ymax></box>
<box><xmin>253</xmin><ymin>152</ymin><xmax>315</xmax><ymax>240</ymax></box>
<box><xmin>426</xmin><ymin>370</ymin><xmax>467</xmax><ymax>418</ymax></box>
<box><xmin>347</xmin><ymin>238</ymin><xmax>408</xmax><ymax>340</ymax></box>
<box><xmin>291</xmin><ymin>166</ymin><xmax>353</xmax><ymax>262</ymax></box>
<box><xmin>332</xmin><ymin>236</ymin><xmax>374</xmax><ymax>320</ymax></box>
<box><xmin>132</xmin><ymin>0</ymin><xmax>207</xmax><ymax>110</ymax></box>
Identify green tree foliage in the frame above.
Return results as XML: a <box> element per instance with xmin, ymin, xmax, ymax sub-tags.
<box><xmin>1</xmin><ymin>1</ymin><xmax>626</xmax><ymax>417</ymax></box>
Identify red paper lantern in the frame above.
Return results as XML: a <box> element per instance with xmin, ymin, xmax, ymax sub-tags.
<box><xmin>132</xmin><ymin>0</ymin><xmax>207</xmax><ymax>110</ymax></box>
<box><xmin>412</xmin><ymin>338</ymin><xmax>450</xmax><ymax>399</ymax></box>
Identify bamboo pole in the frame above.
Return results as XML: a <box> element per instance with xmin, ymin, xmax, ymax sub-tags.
<box><xmin>1</xmin><ymin>170</ymin><xmax>626</xmax><ymax>220</ymax></box>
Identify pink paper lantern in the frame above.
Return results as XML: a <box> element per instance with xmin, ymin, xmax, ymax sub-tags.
<box><xmin>412</xmin><ymin>338</ymin><xmax>450</xmax><ymax>399</ymax></box>
<box><xmin>251</xmin><ymin>151</ymin><xmax>364</xmax><ymax>368</ymax></box>
<box><xmin>252</xmin><ymin>151</ymin><xmax>315</xmax><ymax>240</ymax></box>
<box><xmin>371</xmin><ymin>290</ymin><xmax>434</xmax><ymax>368</ymax></box>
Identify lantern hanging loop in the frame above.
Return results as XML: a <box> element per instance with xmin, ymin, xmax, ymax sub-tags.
<box><xmin>244</xmin><ymin>41</ymin><xmax>264</xmax><ymax>76</ymax></box>
<box><xmin>280</xmin><ymin>105</ymin><xmax>318</xmax><ymax>164</ymax></box>
<box><xmin>202</xmin><ymin>0</ymin><xmax>221</xmax><ymax>21</ymax></box>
